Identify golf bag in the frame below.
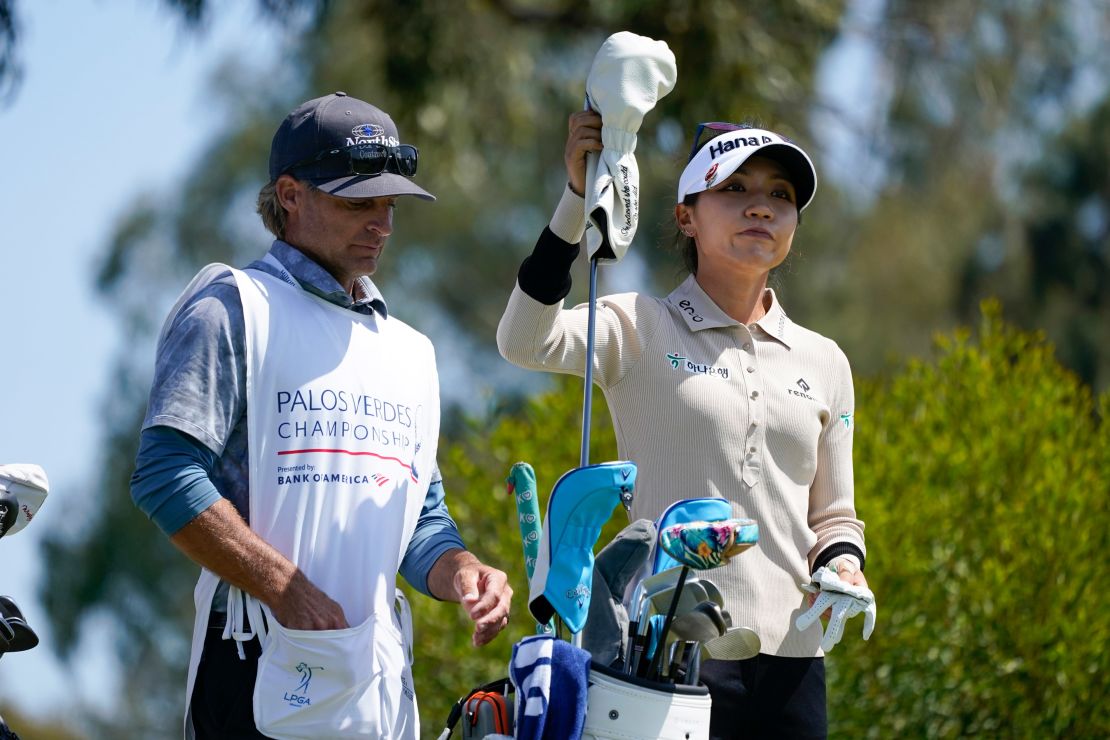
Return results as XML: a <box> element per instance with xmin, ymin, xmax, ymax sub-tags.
<box><xmin>581</xmin><ymin>663</ymin><xmax>710</xmax><ymax>740</ymax></box>
<box><xmin>440</xmin><ymin>662</ymin><xmax>710</xmax><ymax>740</ymax></box>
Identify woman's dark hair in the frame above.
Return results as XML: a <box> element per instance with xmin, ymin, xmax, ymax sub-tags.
<box><xmin>677</xmin><ymin>191</ymin><xmax>702</xmax><ymax>274</ymax></box>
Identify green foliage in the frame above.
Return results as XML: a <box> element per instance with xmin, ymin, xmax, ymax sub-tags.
<box><xmin>829</xmin><ymin>302</ymin><xmax>1109</xmax><ymax>737</ymax></box>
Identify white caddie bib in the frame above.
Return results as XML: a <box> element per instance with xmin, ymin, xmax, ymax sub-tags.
<box><xmin>178</xmin><ymin>259</ymin><xmax>439</xmax><ymax>739</ymax></box>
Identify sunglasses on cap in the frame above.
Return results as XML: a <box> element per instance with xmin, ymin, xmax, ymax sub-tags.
<box><xmin>687</xmin><ymin>121</ymin><xmax>749</xmax><ymax>162</ymax></box>
<box><xmin>286</xmin><ymin>142</ymin><xmax>420</xmax><ymax>181</ymax></box>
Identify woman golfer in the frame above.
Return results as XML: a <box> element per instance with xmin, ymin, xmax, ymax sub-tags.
<box><xmin>497</xmin><ymin>111</ymin><xmax>872</xmax><ymax>738</ymax></box>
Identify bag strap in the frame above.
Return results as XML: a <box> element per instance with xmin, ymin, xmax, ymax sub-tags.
<box><xmin>436</xmin><ymin>677</ymin><xmax>513</xmax><ymax>739</ymax></box>
<box><xmin>467</xmin><ymin>692</ymin><xmax>510</xmax><ymax>734</ymax></box>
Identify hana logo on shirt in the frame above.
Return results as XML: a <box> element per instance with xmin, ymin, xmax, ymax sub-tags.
<box><xmin>666</xmin><ymin>351</ymin><xmax>730</xmax><ymax>379</ymax></box>
<box><xmin>284</xmin><ymin>662</ymin><xmax>324</xmax><ymax>708</ymax></box>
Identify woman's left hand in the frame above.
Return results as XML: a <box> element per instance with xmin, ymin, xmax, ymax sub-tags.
<box><xmin>807</xmin><ymin>558</ymin><xmax>866</xmax><ymax>611</ymax></box>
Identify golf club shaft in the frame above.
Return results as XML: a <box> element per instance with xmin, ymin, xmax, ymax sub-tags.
<box><xmin>645</xmin><ymin>565</ymin><xmax>689</xmax><ymax>680</ymax></box>
<box><xmin>570</xmin><ymin>257</ymin><xmax>600</xmax><ymax>651</ymax></box>
<box><xmin>579</xmin><ymin>256</ymin><xmax>599</xmax><ymax>469</ymax></box>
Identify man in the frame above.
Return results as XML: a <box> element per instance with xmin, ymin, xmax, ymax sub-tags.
<box><xmin>131</xmin><ymin>92</ymin><xmax>512</xmax><ymax>739</ymax></box>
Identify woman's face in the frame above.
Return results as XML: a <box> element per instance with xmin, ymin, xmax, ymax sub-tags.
<box><xmin>677</xmin><ymin>155</ymin><xmax>799</xmax><ymax>279</ymax></box>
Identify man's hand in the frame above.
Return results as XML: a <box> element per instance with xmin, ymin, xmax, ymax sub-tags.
<box><xmin>269</xmin><ymin>569</ymin><xmax>349</xmax><ymax>631</ymax></box>
<box><xmin>428</xmin><ymin>548</ymin><xmax>513</xmax><ymax>646</ymax></box>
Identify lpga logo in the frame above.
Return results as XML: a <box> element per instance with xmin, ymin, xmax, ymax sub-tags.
<box><xmin>284</xmin><ymin>662</ymin><xmax>324</xmax><ymax>708</ymax></box>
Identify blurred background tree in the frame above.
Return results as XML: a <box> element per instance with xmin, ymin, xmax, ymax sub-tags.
<box><xmin>15</xmin><ymin>0</ymin><xmax>1107</xmax><ymax>736</ymax></box>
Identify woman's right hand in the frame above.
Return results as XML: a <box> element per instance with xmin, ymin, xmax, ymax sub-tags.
<box><xmin>564</xmin><ymin>110</ymin><xmax>603</xmax><ymax>197</ymax></box>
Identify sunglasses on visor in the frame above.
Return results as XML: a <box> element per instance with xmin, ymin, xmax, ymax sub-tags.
<box><xmin>687</xmin><ymin>121</ymin><xmax>748</xmax><ymax>162</ymax></box>
<box><xmin>287</xmin><ymin>142</ymin><xmax>420</xmax><ymax>180</ymax></box>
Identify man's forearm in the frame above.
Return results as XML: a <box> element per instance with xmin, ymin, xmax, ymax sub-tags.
<box><xmin>425</xmin><ymin>547</ymin><xmax>480</xmax><ymax>602</ymax></box>
<box><xmin>170</xmin><ymin>498</ymin><xmax>299</xmax><ymax>606</ymax></box>
<box><xmin>170</xmin><ymin>499</ymin><xmax>348</xmax><ymax>630</ymax></box>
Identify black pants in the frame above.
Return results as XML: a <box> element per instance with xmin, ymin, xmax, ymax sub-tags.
<box><xmin>190</xmin><ymin>627</ymin><xmax>271</xmax><ymax>739</ymax></box>
<box><xmin>699</xmin><ymin>655</ymin><xmax>827</xmax><ymax>740</ymax></box>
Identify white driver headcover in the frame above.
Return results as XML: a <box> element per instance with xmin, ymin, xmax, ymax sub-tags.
<box><xmin>0</xmin><ymin>463</ymin><xmax>49</xmax><ymax>536</ymax></box>
<box><xmin>796</xmin><ymin>565</ymin><xmax>876</xmax><ymax>652</ymax></box>
<box><xmin>584</xmin><ymin>31</ymin><xmax>677</xmax><ymax>263</ymax></box>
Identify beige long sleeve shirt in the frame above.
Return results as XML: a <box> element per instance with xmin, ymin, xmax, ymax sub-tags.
<box><xmin>496</xmin><ymin>189</ymin><xmax>866</xmax><ymax>656</ymax></box>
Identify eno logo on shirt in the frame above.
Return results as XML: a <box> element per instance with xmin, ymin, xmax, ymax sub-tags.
<box><xmin>677</xmin><ymin>299</ymin><xmax>704</xmax><ymax>323</ymax></box>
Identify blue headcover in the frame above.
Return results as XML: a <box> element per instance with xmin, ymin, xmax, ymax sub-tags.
<box><xmin>651</xmin><ymin>497</ymin><xmax>732</xmax><ymax>573</ymax></box>
<box><xmin>527</xmin><ymin>461</ymin><xmax>636</xmax><ymax>634</ymax></box>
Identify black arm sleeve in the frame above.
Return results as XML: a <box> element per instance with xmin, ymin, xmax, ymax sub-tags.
<box><xmin>516</xmin><ymin>226</ymin><xmax>581</xmax><ymax>305</ymax></box>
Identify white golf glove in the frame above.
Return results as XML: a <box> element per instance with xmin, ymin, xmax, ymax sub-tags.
<box><xmin>796</xmin><ymin>565</ymin><xmax>876</xmax><ymax>652</ymax></box>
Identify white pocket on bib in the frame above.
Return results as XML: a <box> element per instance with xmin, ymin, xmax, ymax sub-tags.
<box><xmin>252</xmin><ymin>608</ymin><xmax>417</xmax><ymax>739</ymax></box>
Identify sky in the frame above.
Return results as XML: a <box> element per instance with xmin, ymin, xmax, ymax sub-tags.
<box><xmin>0</xmin><ymin>0</ymin><xmax>281</xmax><ymax>724</ymax></box>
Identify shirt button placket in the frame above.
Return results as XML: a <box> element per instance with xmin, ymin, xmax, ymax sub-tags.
<box><xmin>742</xmin><ymin>336</ymin><xmax>762</xmax><ymax>487</ymax></box>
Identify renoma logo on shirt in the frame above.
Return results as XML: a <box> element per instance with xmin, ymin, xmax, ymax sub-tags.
<box><xmin>274</xmin><ymin>387</ymin><xmax>423</xmax><ymax>486</ymax></box>
<box><xmin>666</xmin><ymin>352</ymin><xmax>730</xmax><ymax>379</ymax></box>
<box><xmin>789</xmin><ymin>377</ymin><xmax>817</xmax><ymax>402</ymax></box>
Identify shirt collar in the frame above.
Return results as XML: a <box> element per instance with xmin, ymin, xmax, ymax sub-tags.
<box><xmin>754</xmin><ymin>288</ymin><xmax>793</xmax><ymax>348</ymax></box>
<box><xmin>665</xmin><ymin>275</ymin><xmax>793</xmax><ymax>348</ymax></box>
<box><xmin>260</xmin><ymin>240</ymin><xmax>389</xmax><ymax>318</ymax></box>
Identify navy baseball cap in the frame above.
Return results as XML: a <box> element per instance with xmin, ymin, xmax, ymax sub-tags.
<box><xmin>269</xmin><ymin>92</ymin><xmax>435</xmax><ymax>201</ymax></box>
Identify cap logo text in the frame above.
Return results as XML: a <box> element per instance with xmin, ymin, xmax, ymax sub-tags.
<box><xmin>709</xmin><ymin>135</ymin><xmax>774</xmax><ymax>160</ymax></box>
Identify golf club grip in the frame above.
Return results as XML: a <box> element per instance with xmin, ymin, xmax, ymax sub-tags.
<box><xmin>506</xmin><ymin>462</ymin><xmax>551</xmax><ymax>634</ymax></box>
<box><xmin>507</xmin><ymin>463</ymin><xmax>542</xmax><ymax>579</ymax></box>
<box><xmin>646</xmin><ymin>565</ymin><xmax>689</xmax><ymax>680</ymax></box>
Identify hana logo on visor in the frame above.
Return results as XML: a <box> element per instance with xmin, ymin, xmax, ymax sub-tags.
<box><xmin>284</xmin><ymin>661</ymin><xmax>324</xmax><ymax>708</ymax></box>
<box><xmin>840</xmin><ymin>412</ymin><xmax>853</xmax><ymax>428</ymax></box>
<box><xmin>352</xmin><ymin>123</ymin><xmax>385</xmax><ymax>139</ymax></box>
<box><xmin>704</xmin><ymin>162</ymin><xmax>719</xmax><ymax>187</ymax></box>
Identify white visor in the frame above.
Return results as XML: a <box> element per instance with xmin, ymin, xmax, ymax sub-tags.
<box><xmin>0</xmin><ymin>464</ymin><xmax>49</xmax><ymax>537</ymax></box>
<box><xmin>677</xmin><ymin>128</ymin><xmax>817</xmax><ymax>211</ymax></box>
